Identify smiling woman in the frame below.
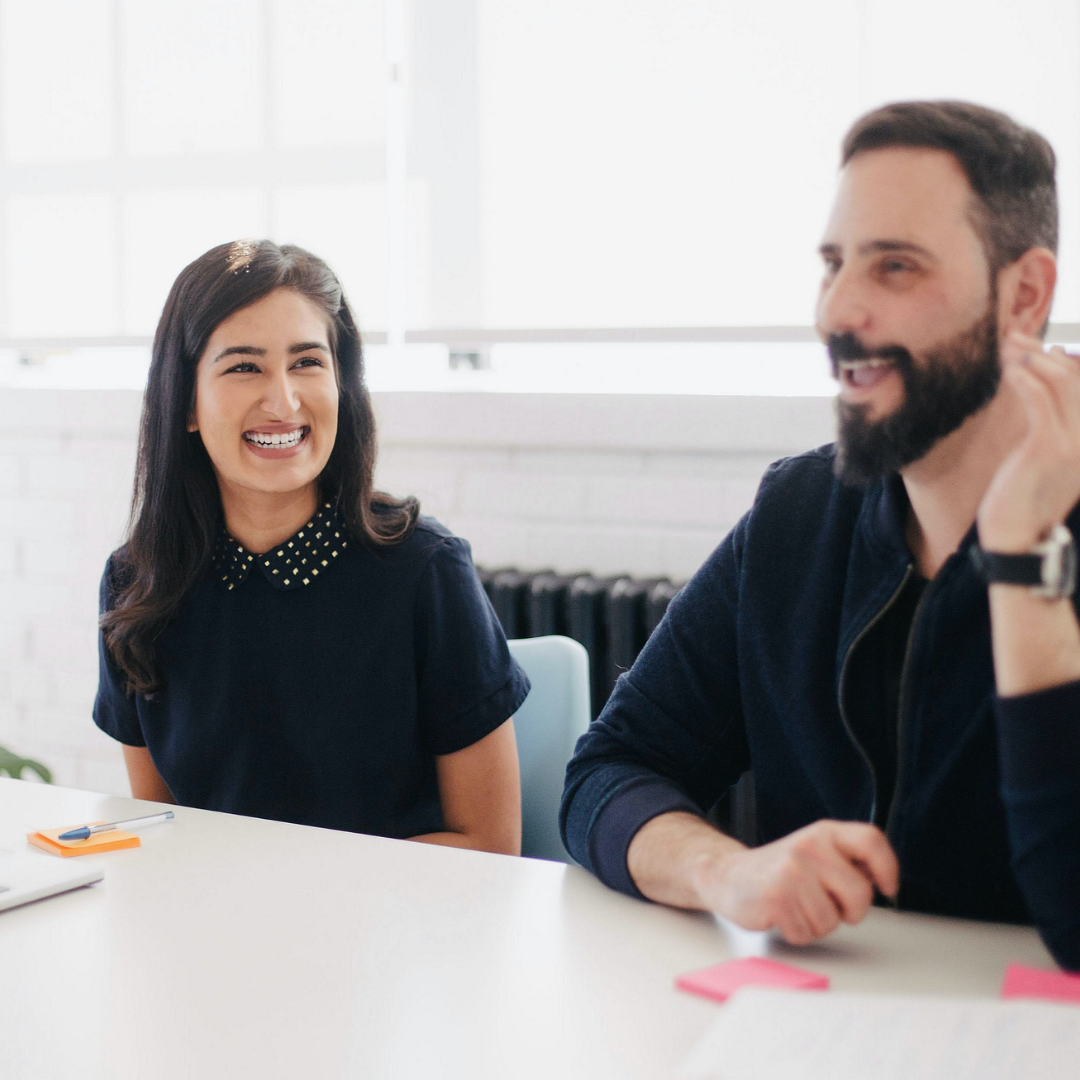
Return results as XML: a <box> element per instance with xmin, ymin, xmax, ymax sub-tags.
<box><xmin>94</xmin><ymin>240</ymin><xmax>528</xmax><ymax>855</ymax></box>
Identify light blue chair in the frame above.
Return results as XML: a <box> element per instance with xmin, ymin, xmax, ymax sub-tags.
<box><xmin>508</xmin><ymin>635</ymin><xmax>592</xmax><ymax>863</ymax></box>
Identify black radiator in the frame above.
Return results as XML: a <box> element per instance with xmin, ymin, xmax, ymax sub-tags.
<box><xmin>479</xmin><ymin>566</ymin><xmax>758</xmax><ymax>846</ymax></box>
<box><xmin>477</xmin><ymin>568</ymin><xmax>682</xmax><ymax>718</ymax></box>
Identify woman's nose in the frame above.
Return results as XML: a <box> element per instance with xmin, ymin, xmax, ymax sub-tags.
<box><xmin>262</xmin><ymin>369</ymin><xmax>301</xmax><ymax>417</ymax></box>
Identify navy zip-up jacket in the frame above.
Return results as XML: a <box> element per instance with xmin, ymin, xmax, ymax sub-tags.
<box><xmin>560</xmin><ymin>445</ymin><xmax>1080</xmax><ymax>970</ymax></box>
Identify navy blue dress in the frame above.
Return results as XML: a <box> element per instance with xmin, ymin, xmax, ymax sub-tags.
<box><xmin>94</xmin><ymin>505</ymin><xmax>530</xmax><ymax>839</ymax></box>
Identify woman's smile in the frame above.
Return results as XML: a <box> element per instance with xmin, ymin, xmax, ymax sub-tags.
<box><xmin>242</xmin><ymin>424</ymin><xmax>311</xmax><ymax>458</ymax></box>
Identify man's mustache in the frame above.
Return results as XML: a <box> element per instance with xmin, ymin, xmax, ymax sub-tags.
<box><xmin>827</xmin><ymin>333</ymin><xmax>914</xmax><ymax>378</ymax></box>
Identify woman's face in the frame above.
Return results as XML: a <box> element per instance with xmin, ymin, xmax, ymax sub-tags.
<box><xmin>190</xmin><ymin>287</ymin><xmax>339</xmax><ymax>502</ymax></box>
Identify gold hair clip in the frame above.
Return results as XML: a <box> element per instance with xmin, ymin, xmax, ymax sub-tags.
<box><xmin>226</xmin><ymin>238</ymin><xmax>259</xmax><ymax>273</ymax></box>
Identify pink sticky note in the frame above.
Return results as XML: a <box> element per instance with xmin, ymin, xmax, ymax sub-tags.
<box><xmin>1001</xmin><ymin>963</ymin><xmax>1080</xmax><ymax>1004</ymax></box>
<box><xmin>675</xmin><ymin>957</ymin><xmax>829</xmax><ymax>1003</ymax></box>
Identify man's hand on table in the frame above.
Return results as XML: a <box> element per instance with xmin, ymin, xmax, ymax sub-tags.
<box><xmin>696</xmin><ymin>820</ymin><xmax>899</xmax><ymax>945</ymax></box>
<box><xmin>628</xmin><ymin>812</ymin><xmax>899</xmax><ymax>947</ymax></box>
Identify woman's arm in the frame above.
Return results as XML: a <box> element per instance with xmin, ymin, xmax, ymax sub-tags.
<box><xmin>122</xmin><ymin>745</ymin><xmax>177</xmax><ymax>804</ymax></box>
<box><xmin>411</xmin><ymin>718</ymin><xmax>521</xmax><ymax>855</ymax></box>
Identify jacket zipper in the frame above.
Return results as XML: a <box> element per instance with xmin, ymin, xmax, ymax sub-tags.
<box><xmin>836</xmin><ymin>564</ymin><xmax>914</xmax><ymax>830</ymax></box>
<box><xmin>883</xmin><ymin>580</ymin><xmax>933</xmax><ymax>852</ymax></box>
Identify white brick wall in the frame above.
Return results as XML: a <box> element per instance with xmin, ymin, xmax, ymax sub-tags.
<box><xmin>0</xmin><ymin>391</ymin><xmax>142</xmax><ymax>798</ymax></box>
<box><xmin>0</xmin><ymin>387</ymin><xmax>835</xmax><ymax>797</ymax></box>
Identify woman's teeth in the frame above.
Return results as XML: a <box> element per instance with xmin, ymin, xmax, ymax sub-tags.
<box><xmin>244</xmin><ymin>429</ymin><xmax>305</xmax><ymax>448</ymax></box>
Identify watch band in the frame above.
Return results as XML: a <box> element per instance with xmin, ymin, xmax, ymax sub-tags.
<box><xmin>969</xmin><ymin>548</ymin><xmax>1044</xmax><ymax>586</ymax></box>
<box><xmin>969</xmin><ymin>524</ymin><xmax>1077</xmax><ymax>599</ymax></box>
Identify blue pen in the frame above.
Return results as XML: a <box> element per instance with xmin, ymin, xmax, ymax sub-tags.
<box><xmin>58</xmin><ymin>810</ymin><xmax>175</xmax><ymax>841</ymax></box>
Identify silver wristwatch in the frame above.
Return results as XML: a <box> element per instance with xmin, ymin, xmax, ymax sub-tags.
<box><xmin>970</xmin><ymin>524</ymin><xmax>1078</xmax><ymax>599</ymax></box>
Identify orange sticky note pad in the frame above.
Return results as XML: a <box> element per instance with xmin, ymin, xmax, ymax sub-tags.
<box><xmin>27</xmin><ymin>823</ymin><xmax>140</xmax><ymax>858</ymax></box>
<box><xmin>676</xmin><ymin>957</ymin><xmax>829</xmax><ymax>1003</ymax></box>
<box><xmin>1001</xmin><ymin>963</ymin><xmax>1080</xmax><ymax>1004</ymax></box>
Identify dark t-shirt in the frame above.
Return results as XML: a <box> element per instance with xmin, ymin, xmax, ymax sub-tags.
<box><xmin>94</xmin><ymin>509</ymin><xmax>530</xmax><ymax>839</ymax></box>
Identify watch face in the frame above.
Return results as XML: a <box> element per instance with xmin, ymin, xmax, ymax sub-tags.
<box><xmin>1036</xmin><ymin>525</ymin><xmax>1077</xmax><ymax>599</ymax></box>
<box><xmin>1062</xmin><ymin>534</ymin><xmax>1078</xmax><ymax>599</ymax></box>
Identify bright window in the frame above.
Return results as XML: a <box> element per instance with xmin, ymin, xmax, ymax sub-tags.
<box><xmin>0</xmin><ymin>0</ymin><xmax>1077</xmax><ymax>390</ymax></box>
<box><xmin>0</xmin><ymin>0</ymin><xmax>388</xmax><ymax>339</ymax></box>
<box><xmin>403</xmin><ymin>0</ymin><xmax>1080</xmax><ymax>333</ymax></box>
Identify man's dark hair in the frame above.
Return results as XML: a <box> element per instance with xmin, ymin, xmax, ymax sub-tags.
<box><xmin>842</xmin><ymin>101</ymin><xmax>1057</xmax><ymax>274</ymax></box>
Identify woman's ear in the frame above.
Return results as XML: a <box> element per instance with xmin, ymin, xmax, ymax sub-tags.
<box><xmin>997</xmin><ymin>247</ymin><xmax>1057</xmax><ymax>338</ymax></box>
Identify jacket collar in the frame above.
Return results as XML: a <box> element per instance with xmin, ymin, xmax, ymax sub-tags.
<box><xmin>861</xmin><ymin>473</ymin><xmax>911</xmax><ymax>560</ymax></box>
<box><xmin>859</xmin><ymin>472</ymin><xmax>980</xmax><ymax>561</ymax></box>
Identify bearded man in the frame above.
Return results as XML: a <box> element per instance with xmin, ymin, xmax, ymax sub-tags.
<box><xmin>560</xmin><ymin>100</ymin><xmax>1080</xmax><ymax>970</ymax></box>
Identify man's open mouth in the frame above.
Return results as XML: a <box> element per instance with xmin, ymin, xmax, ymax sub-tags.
<box><xmin>839</xmin><ymin>358</ymin><xmax>893</xmax><ymax>389</ymax></box>
<box><xmin>242</xmin><ymin>427</ymin><xmax>309</xmax><ymax>449</ymax></box>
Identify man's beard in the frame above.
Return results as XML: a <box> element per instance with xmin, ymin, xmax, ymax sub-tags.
<box><xmin>829</xmin><ymin>307</ymin><xmax>1001</xmax><ymax>487</ymax></box>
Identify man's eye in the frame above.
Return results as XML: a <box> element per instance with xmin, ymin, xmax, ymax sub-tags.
<box><xmin>882</xmin><ymin>261</ymin><xmax>912</xmax><ymax>273</ymax></box>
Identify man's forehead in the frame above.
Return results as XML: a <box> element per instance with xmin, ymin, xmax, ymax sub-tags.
<box><xmin>820</xmin><ymin>146</ymin><xmax>977</xmax><ymax>251</ymax></box>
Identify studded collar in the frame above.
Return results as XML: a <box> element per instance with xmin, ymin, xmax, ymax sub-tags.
<box><xmin>212</xmin><ymin>502</ymin><xmax>350</xmax><ymax>592</ymax></box>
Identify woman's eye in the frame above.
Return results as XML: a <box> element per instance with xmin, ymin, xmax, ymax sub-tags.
<box><xmin>293</xmin><ymin>356</ymin><xmax>325</xmax><ymax>369</ymax></box>
<box><xmin>225</xmin><ymin>361</ymin><xmax>259</xmax><ymax>374</ymax></box>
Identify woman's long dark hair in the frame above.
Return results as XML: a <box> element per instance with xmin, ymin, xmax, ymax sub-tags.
<box><xmin>103</xmin><ymin>239</ymin><xmax>419</xmax><ymax>695</ymax></box>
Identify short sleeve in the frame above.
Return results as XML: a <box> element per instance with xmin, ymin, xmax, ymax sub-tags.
<box><xmin>92</xmin><ymin>556</ymin><xmax>146</xmax><ymax>747</ymax></box>
<box><xmin>414</xmin><ymin>537</ymin><xmax>530</xmax><ymax>756</ymax></box>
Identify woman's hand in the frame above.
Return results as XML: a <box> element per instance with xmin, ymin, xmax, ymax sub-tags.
<box><xmin>411</xmin><ymin>719</ymin><xmax>522</xmax><ymax>856</ymax></box>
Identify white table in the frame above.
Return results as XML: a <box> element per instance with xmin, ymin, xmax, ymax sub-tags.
<box><xmin>0</xmin><ymin>778</ymin><xmax>1055</xmax><ymax>1080</ymax></box>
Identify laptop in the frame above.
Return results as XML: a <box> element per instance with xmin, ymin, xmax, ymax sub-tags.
<box><xmin>0</xmin><ymin>849</ymin><xmax>103</xmax><ymax>912</ymax></box>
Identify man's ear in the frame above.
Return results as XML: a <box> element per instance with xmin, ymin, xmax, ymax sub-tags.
<box><xmin>997</xmin><ymin>247</ymin><xmax>1057</xmax><ymax>338</ymax></box>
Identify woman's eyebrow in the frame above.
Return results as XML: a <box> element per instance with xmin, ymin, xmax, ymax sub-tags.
<box><xmin>212</xmin><ymin>342</ymin><xmax>329</xmax><ymax>363</ymax></box>
<box><xmin>213</xmin><ymin>345</ymin><xmax>267</xmax><ymax>364</ymax></box>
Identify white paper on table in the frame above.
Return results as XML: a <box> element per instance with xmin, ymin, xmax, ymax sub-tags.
<box><xmin>679</xmin><ymin>988</ymin><xmax>1080</xmax><ymax>1080</ymax></box>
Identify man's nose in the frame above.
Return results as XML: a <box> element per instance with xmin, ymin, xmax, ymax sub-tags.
<box><xmin>816</xmin><ymin>266</ymin><xmax>872</xmax><ymax>339</ymax></box>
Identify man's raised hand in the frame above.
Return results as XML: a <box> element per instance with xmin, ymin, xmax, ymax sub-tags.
<box><xmin>978</xmin><ymin>331</ymin><xmax>1080</xmax><ymax>554</ymax></box>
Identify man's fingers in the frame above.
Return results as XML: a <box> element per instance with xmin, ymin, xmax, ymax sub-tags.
<box><xmin>1005</xmin><ymin>355</ymin><xmax>1065</xmax><ymax>436</ymax></box>
<box><xmin>1005</xmin><ymin>358</ymin><xmax>1080</xmax><ymax>472</ymax></box>
<box><xmin>777</xmin><ymin>904</ymin><xmax>814</xmax><ymax>947</ymax></box>
<box><xmin>829</xmin><ymin>822</ymin><xmax>899</xmax><ymax>897</ymax></box>
<box><xmin>820</xmin><ymin>857</ymin><xmax>875</xmax><ymax>924</ymax></box>
<box><xmin>1004</xmin><ymin>333</ymin><xmax>1080</xmax><ymax>434</ymax></box>
<box><xmin>777</xmin><ymin>887</ymin><xmax>838</xmax><ymax>946</ymax></box>
<box><xmin>803</xmin><ymin>884</ymin><xmax>843</xmax><ymax>938</ymax></box>
<box><xmin>1038</xmin><ymin>346</ymin><xmax>1080</xmax><ymax>432</ymax></box>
